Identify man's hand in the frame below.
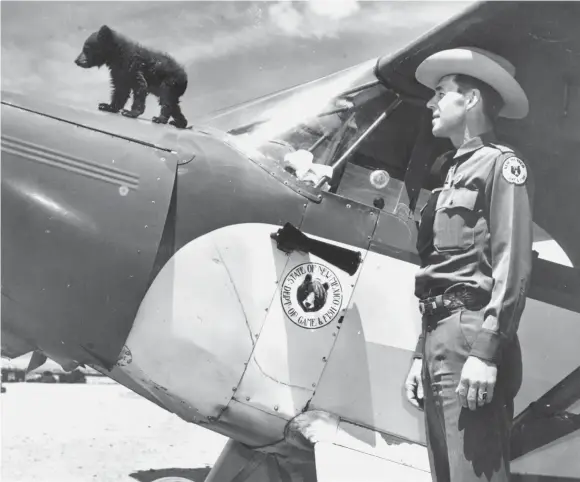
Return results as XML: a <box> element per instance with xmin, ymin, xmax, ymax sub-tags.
<box><xmin>456</xmin><ymin>356</ymin><xmax>497</xmax><ymax>410</ymax></box>
<box><xmin>405</xmin><ymin>358</ymin><xmax>424</xmax><ymax>411</ymax></box>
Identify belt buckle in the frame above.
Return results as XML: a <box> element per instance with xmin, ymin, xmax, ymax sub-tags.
<box><xmin>419</xmin><ymin>299</ymin><xmax>437</xmax><ymax>315</ymax></box>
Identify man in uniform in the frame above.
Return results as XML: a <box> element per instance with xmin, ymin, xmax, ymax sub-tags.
<box><xmin>404</xmin><ymin>47</ymin><xmax>534</xmax><ymax>481</ymax></box>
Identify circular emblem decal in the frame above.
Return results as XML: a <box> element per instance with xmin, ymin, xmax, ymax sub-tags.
<box><xmin>281</xmin><ymin>263</ymin><xmax>343</xmax><ymax>329</ymax></box>
<box><xmin>502</xmin><ymin>157</ymin><xmax>527</xmax><ymax>185</ymax></box>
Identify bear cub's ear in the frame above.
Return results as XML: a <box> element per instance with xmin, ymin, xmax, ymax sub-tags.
<box><xmin>97</xmin><ymin>25</ymin><xmax>114</xmax><ymax>41</ymax></box>
<box><xmin>304</xmin><ymin>274</ymin><xmax>312</xmax><ymax>282</ymax></box>
<box><xmin>323</xmin><ymin>282</ymin><xmax>329</xmax><ymax>290</ymax></box>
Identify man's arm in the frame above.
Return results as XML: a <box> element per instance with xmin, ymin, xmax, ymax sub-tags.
<box><xmin>469</xmin><ymin>153</ymin><xmax>534</xmax><ymax>364</ymax></box>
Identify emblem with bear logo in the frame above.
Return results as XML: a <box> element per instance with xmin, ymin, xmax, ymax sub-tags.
<box><xmin>280</xmin><ymin>262</ymin><xmax>343</xmax><ymax>329</ymax></box>
<box><xmin>502</xmin><ymin>156</ymin><xmax>527</xmax><ymax>185</ymax></box>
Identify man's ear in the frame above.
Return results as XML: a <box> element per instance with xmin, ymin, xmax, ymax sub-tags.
<box><xmin>466</xmin><ymin>88</ymin><xmax>481</xmax><ymax>111</ymax></box>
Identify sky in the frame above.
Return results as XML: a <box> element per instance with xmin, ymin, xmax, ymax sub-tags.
<box><xmin>1</xmin><ymin>0</ymin><xmax>473</xmax><ymax>120</ymax></box>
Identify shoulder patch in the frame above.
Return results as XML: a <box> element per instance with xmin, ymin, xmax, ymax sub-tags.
<box><xmin>501</xmin><ymin>156</ymin><xmax>527</xmax><ymax>185</ymax></box>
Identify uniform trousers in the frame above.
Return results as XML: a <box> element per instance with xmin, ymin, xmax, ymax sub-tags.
<box><xmin>421</xmin><ymin>306</ymin><xmax>522</xmax><ymax>482</ymax></box>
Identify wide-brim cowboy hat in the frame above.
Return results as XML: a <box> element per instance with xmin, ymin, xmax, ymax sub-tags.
<box><xmin>415</xmin><ymin>47</ymin><xmax>529</xmax><ymax>119</ymax></box>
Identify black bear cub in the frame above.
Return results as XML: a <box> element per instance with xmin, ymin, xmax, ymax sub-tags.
<box><xmin>75</xmin><ymin>25</ymin><xmax>188</xmax><ymax>129</ymax></box>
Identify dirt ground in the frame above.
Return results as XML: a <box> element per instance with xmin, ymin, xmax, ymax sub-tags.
<box><xmin>1</xmin><ymin>380</ymin><xmax>228</xmax><ymax>482</ymax></box>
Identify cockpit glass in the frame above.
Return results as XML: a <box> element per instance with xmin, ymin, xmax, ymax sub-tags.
<box><xmin>202</xmin><ymin>59</ymin><xmax>395</xmax><ymax>188</ymax></box>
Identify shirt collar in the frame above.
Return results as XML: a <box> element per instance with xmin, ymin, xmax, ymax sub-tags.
<box><xmin>453</xmin><ymin>131</ymin><xmax>497</xmax><ymax>159</ymax></box>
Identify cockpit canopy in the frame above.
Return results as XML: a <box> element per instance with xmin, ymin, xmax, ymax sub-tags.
<box><xmin>204</xmin><ymin>60</ymin><xmax>395</xmax><ymax>183</ymax></box>
<box><xmin>204</xmin><ymin>59</ymin><xmax>429</xmax><ymax>204</ymax></box>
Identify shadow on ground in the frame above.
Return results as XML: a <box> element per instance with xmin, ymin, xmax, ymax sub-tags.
<box><xmin>130</xmin><ymin>467</ymin><xmax>211</xmax><ymax>482</ymax></box>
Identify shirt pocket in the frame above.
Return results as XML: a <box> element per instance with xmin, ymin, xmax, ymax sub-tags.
<box><xmin>433</xmin><ymin>187</ymin><xmax>478</xmax><ymax>252</ymax></box>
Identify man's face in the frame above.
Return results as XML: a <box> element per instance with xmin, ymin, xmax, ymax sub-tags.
<box><xmin>426</xmin><ymin>75</ymin><xmax>470</xmax><ymax>138</ymax></box>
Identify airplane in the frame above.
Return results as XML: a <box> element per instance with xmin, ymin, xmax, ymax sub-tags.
<box><xmin>2</xmin><ymin>1</ymin><xmax>580</xmax><ymax>480</ymax></box>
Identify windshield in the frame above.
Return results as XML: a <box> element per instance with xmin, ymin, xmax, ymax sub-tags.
<box><xmin>203</xmin><ymin>59</ymin><xmax>398</xmax><ymax>189</ymax></box>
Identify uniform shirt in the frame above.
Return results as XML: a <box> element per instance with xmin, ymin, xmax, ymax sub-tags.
<box><xmin>414</xmin><ymin>133</ymin><xmax>535</xmax><ymax>364</ymax></box>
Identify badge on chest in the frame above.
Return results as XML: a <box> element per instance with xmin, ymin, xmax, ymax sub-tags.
<box><xmin>444</xmin><ymin>163</ymin><xmax>463</xmax><ymax>189</ymax></box>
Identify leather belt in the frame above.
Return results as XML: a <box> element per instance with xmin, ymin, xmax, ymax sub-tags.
<box><xmin>419</xmin><ymin>288</ymin><xmax>484</xmax><ymax>316</ymax></box>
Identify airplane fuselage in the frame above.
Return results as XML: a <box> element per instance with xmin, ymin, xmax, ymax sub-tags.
<box><xmin>3</xmin><ymin>80</ymin><xmax>580</xmax><ymax>476</ymax></box>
